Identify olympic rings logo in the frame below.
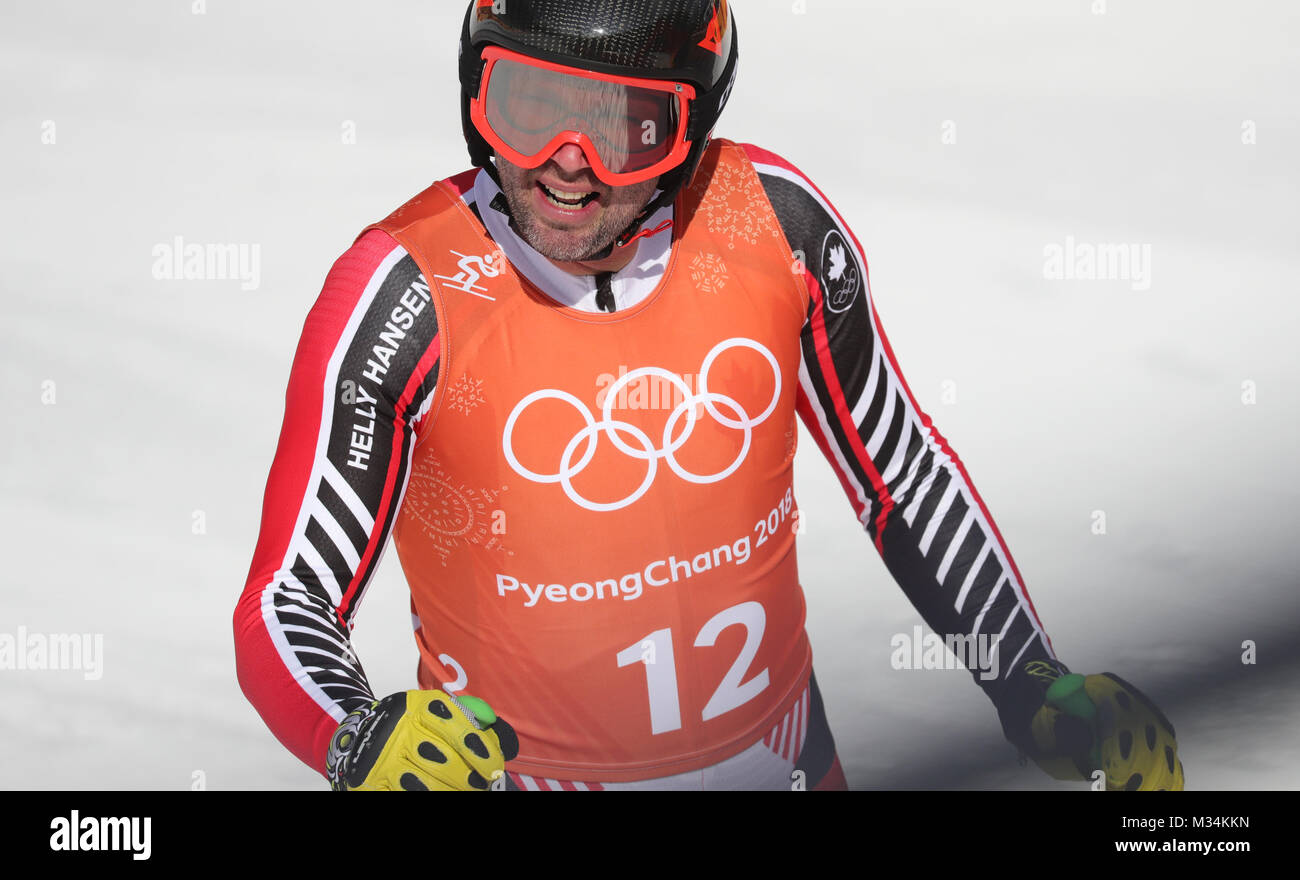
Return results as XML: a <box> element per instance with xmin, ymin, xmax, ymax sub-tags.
<box><xmin>502</xmin><ymin>338</ymin><xmax>782</xmax><ymax>512</ymax></box>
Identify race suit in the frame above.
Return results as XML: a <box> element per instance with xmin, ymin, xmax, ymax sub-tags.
<box><xmin>234</xmin><ymin>139</ymin><xmax>1060</xmax><ymax>789</ymax></box>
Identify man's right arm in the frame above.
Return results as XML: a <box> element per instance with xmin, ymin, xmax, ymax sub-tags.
<box><xmin>233</xmin><ymin>229</ymin><xmax>441</xmax><ymax>777</ymax></box>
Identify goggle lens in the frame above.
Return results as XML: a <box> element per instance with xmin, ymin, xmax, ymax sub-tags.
<box><xmin>474</xmin><ymin>50</ymin><xmax>693</xmax><ymax>184</ymax></box>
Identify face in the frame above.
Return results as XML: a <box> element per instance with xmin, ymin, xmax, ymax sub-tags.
<box><xmin>495</xmin><ymin>144</ymin><xmax>659</xmax><ymax>264</ymax></box>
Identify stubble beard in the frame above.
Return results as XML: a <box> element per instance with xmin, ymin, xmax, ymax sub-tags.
<box><xmin>495</xmin><ymin>161</ymin><xmax>657</xmax><ymax>263</ymax></box>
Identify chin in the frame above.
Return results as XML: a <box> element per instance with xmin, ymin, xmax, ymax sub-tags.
<box><xmin>523</xmin><ymin>220</ymin><xmax>611</xmax><ymax>264</ymax></box>
<box><xmin>536</xmin><ymin>238</ymin><xmax>610</xmax><ymax>264</ymax></box>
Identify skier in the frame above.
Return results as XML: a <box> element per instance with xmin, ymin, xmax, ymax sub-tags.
<box><xmin>234</xmin><ymin>0</ymin><xmax>1183</xmax><ymax>791</ymax></box>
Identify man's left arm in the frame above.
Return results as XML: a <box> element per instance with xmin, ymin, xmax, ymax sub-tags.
<box><xmin>743</xmin><ymin>144</ymin><xmax>1059</xmax><ymax>739</ymax></box>
<box><xmin>743</xmin><ymin>144</ymin><xmax>1182</xmax><ymax>789</ymax></box>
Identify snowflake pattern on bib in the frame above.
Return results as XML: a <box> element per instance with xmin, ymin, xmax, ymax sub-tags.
<box><xmin>402</xmin><ymin>456</ymin><xmax>511</xmax><ymax>566</ymax></box>
<box><xmin>446</xmin><ymin>372</ymin><xmax>486</xmax><ymax>416</ymax></box>
<box><xmin>689</xmin><ymin>251</ymin><xmax>729</xmax><ymax>294</ymax></box>
<box><xmin>688</xmin><ymin>157</ymin><xmax>781</xmax><ymax>250</ymax></box>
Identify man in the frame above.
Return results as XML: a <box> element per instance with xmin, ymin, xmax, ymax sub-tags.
<box><xmin>234</xmin><ymin>0</ymin><xmax>1183</xmax><ymax>791</ymax></box>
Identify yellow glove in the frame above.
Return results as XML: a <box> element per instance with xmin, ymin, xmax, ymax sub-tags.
<box><xmin>325</xmin><ymin>690</ymin><xmax>519</xmax><ymax>791</ymax></box>
<box><xmin>1029</xmin><ymin>671</ymin><xmax>1184</xmax><ymax>791</ymax></box>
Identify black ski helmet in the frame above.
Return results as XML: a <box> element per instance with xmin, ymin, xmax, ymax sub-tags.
<box><xmin>458</xmin><ymin>0</ymin><xmax>739</xmax><ymax>251</ymax></box>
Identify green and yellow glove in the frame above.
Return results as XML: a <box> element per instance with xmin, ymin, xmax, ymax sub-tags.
<box><xmin>325</xmin><ymin>690</ymin><xmax>519</xmax><ymax>791</ymax></box>
<box><xmin>1021</xmin><ymin>663</ymin><xmax>1184</xmax><ymax>791</ymax></box>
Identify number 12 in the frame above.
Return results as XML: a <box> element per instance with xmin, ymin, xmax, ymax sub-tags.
<box><xmin>615</xmin><ymin>601</ymin><xmax>769</xmax><ymax>735</ymax></box>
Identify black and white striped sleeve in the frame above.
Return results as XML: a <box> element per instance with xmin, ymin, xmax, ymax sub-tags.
<box><xmin>743</xmin><ymin>144</ymin><xmax>1066</xmax><ymax>734</ymax></box>
<box><xmin>234</xmin><ymin>228</ymin><xmax>442</xmax><ymax>774</ymax></box>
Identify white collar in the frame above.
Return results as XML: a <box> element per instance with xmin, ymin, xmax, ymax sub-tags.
<box><xmin>471</xmin><ymin>170</ymin><xmax>673</xmax><ymax>313</ymax></box>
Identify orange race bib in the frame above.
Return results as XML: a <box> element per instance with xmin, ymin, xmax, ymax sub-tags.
<box><xmin>372</xmin><ymin>140</ymin><xmax>814</xmax><ymax>782</ymax></box>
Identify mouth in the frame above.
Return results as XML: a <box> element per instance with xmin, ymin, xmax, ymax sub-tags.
<box><xmin>536</xmin><ymin>180</ymin><xmax>601</xmax><ymax>212</ymax></box>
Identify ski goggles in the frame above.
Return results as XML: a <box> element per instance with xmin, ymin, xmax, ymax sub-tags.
<box><xmin>470</xmin><ymin>45</ymin><xmax>697</xmax><ymax>187</ymax></box>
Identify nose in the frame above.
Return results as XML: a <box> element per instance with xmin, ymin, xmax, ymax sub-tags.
<box><xmin>546</xmin><ymin>142</ymin><xmax>595</xmax><ymax>180</ymax></box>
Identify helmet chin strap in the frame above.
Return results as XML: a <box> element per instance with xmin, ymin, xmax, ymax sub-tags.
<box><xmin>580</xmin><ymin>193</ymin><xmax>673</xmax><ymax>263</ymax></box>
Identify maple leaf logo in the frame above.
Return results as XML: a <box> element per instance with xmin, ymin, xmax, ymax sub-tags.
<box><xmin>827</xmin><ymin>244</ymin><xmax>847</xmax><ymax>281</ymax></box>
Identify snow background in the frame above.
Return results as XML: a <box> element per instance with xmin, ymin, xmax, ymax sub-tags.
<box><xmin>1</xmin><ymin>0</ymin><xmax>1296</xmax><ymax>790</ymax></box>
